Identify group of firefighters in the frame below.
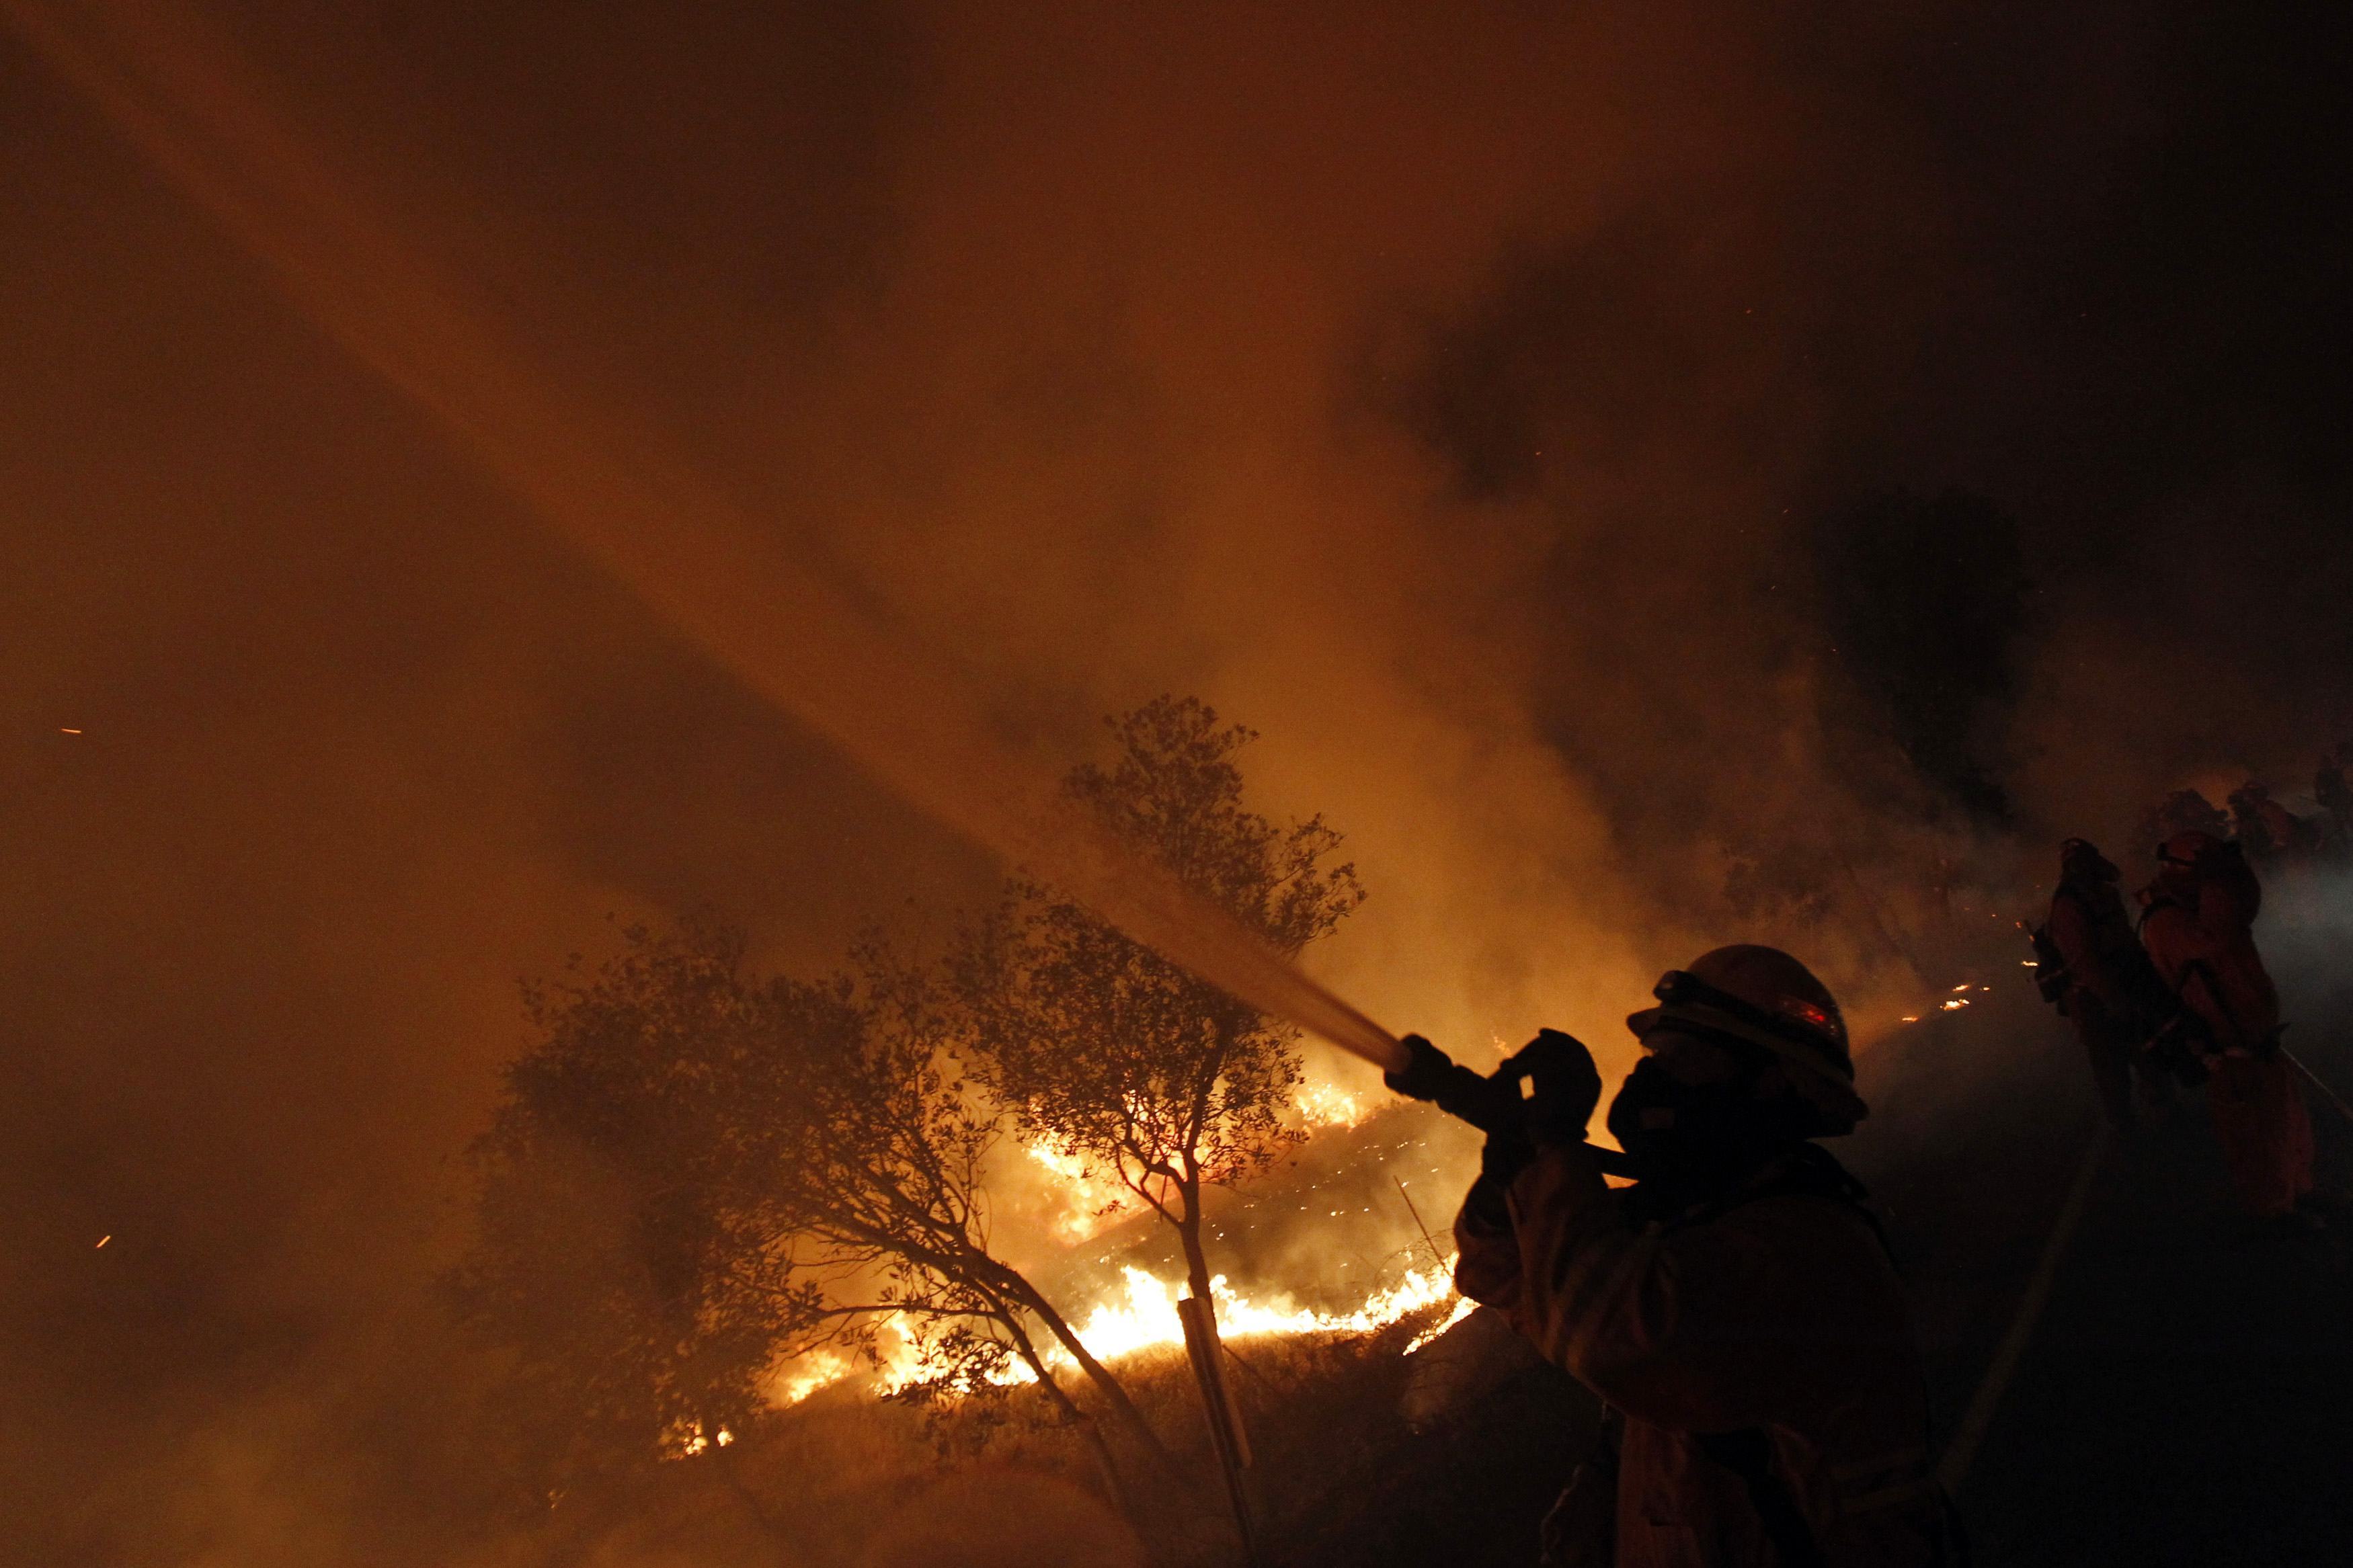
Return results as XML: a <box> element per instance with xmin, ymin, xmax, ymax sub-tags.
<box><xmin>1376</xmin><ymin>810</ymin><xmax>2339</xmax><ymax>1565</ymax></box>
<box><xmin>2040</xmin><ymin>831</ymin><xmax>2317</xmax><ymax>1220</ymax></box>
<box><xmin>2140</xmin><ymin>743</ymin><xmax>2353</xmax><ymax>875</ymax></box>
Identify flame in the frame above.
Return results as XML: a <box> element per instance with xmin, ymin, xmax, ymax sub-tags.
<box><xmin>1024</xmin><ymin>1140</ymin><xmax>1136</xmax><ymax>1242</ymax></box>
<box><xmin>803</xmin><ymin>1256</ymin><xmax>1471</xmax><ymax>1407</ymax></box>
<box><xmin>865</xmin><ymin>1263</ymin><xmax>1469</xmax><ymax>1396</ymax></box>
<box><xmin>772</xmin><ymin>1099</ymin><xmax>1476</xmax><ymax>1413</ymax></box>
<box><xmin>768</xmin><ymin>1350</ymin><xmax>854</xmax><ymax>1406</ymax></box>
<box><xmin>1291</xmin><ymin>1079</ymin><xmax>1369</xmax><ymax>1130</ymax></box>
<box><xmin>674</xmin><ymin>1423</ymin><xmax>733</xmax><ymax>1457</ymax></box>
<box><xmin>1404</xmin><ymin>1294</ymin><xmax>1478</xmax><ymax>1354</ymax></box>
<box><xmin>1042</xmin><ymin>1261</ymin><xmax>1461</xmax><ymax>1367</ymax></box>
<box><xmin>1219</xmin><ymin>1262</ymin><xmax>1460</xmax><ymax>1341</ymax></box>
<box><xmin>1940</xmin><ymin>998</ymin><xmax>1970</xmax><ymax>1012</ymax></box>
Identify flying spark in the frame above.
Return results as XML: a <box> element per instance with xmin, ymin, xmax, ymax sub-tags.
<box><xmin>1292</xmin><ymin>1079</ymin><xmax>1369</xmax><ymax>1130</ymax></box>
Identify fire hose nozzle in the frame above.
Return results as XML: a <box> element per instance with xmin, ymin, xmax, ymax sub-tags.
<box><xmin>1386</xmin><ymin>1032</ymin><xmax>1636</xmax><ymax>1176</ymax></box>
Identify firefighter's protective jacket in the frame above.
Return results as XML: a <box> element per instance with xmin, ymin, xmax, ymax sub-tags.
<box><xmin>1457</xmin><ymin>1144</ymin><xmax>1956</xmax><ymax>1567</ymax></box>
<box><xmin>2046</xmin><ymin>877</ymin><xmax>2155</xmax><ymax>1020</ymax></box>
<box><xmin>2139</xmin><ymin>882</ymin><xmax>2276</xmax><ymax>1052</ymax></box>
<box><xmin>2142</xmin><ymin>886</ymin><xmax>2312</xmax><ymax>1214</ymax></box>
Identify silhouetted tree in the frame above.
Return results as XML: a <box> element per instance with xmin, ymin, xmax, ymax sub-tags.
<box><xmin>447</xmin><ymin>917</ymin><xmax>1168</xmax><ymax>1503</ymax></box>
<box><xmin>955</xmin><ymin>696</ymin><xmax>1364</xmax><ymax>1342</ymax></box>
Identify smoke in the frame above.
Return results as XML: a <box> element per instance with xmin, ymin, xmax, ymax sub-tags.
<box><xmin>3</xmin><ymin>2</ymin><xmax>2350</xmax><ymax>1563</ymax></box>
<box><xmin>859</xmin><ymin>1469</ymin><xmax>1144</xmax><ymax>1568</ymax></box>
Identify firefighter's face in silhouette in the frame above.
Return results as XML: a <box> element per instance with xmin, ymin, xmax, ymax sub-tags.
<box><xmin>1607</xmin><ymin>1027</ymin><xmax>1806</xmax><ymax>1171</ymax></box>
<box><xmin>1643</xmin><ymin>1029</ymin><xmax>1745</xmax><ymax>1085</ymax></box>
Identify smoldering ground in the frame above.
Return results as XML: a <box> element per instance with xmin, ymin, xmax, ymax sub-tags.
<box><xmin>3</xmin><ymin>3</ymin><xmax>2350</xmax><ymax>1563</ymax></box>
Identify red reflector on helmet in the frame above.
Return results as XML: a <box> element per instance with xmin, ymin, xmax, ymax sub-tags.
<box><xmin>1779</xmin><ymin>998</ymin><xmax>1833</xmax><ymax>1033</ymax></box>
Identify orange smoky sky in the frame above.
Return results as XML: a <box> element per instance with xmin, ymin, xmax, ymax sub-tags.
<box><xmin>2</xmin><ymin>3</ymin><xmax>2348</xmax><ymax>1562</ymax></box>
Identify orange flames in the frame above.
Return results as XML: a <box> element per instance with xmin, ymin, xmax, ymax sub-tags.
<box><xmin>1291</xmin><ymin>1078</ymin><xmax>1369</xmax><ymax>1130</ymax></box>
<box><xmin>1019</xmin><ymin>1073</ymin><xmax>1371</xmax><ymax>1241</ymax></box>
<box><xmin>766</xmin><ymin>1258</ymin><xmax>1470</xmax><ymax>1412</ymax></box>
<box><xmin>752</xmin><ymin>1075</ymin><xmax>1456</xmax><ymax>1427</ymax></box>
<box><xmin>1024</xmin><ymin>1140</ymin><xmax>1138</xmax><ymax>1242</ymax></box>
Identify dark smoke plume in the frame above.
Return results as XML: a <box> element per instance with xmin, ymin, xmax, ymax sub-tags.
<box><xmin>1810</xmin><ymin>487</ymin><xmax>2032</xmax><ymax>826</ymax></box>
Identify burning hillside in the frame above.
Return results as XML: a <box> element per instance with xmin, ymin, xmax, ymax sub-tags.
<box><xmin>765</xmin><ymin>1091</ymin><xmax>1484</xmax><ymax>1411</ymax></box>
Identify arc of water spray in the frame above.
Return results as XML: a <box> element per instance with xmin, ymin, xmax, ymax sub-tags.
<box><xmin>3</xmin><ymin>0</ymin><xmax>1410</xmax><ymax>1074</ymax></box>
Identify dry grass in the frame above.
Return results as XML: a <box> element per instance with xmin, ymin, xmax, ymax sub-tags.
<box><xmin>603</xmin><ymin>1301</ymin><xmax>1462</xmax><ymax>1566</ymax></box>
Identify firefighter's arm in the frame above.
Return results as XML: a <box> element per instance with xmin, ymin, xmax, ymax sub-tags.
<box><xmin>2048</xmin><ymin>896</ymin><xmax>2124</xmax><ymax>1007</ymax></box>
<box><xmin>2046</xmin><ymin>892</ymin><xmax>2088</xmax><ymax>963</ymax></box>
<box><xmin>2138</xmin><ymin>905</ymin><xmax>2190</xmax><ymax>989</ymax></box>
<box><xmin>1451</xmin><ymin>1170</ymin><xmax>1523</xmax><ymax>1313</ymax></box>
<box><xmin>1503</xmin><ymin>1147</ymin><xmax>1790</xmax><ymax>1432</ymax></box>
<box><xmin>1442</xmin><ymin>1029</ymin><xmax>1603</xmax><ymax>1317</ymax></box>
<box><xmin>2143</xmin><ymin>909</ymin><xmax>2236</xmax><ymax>1052</ymax></box>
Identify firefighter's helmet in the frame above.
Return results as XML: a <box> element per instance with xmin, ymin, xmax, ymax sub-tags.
<box><xmin>1626</xmin><ymin>944</ymin><xmax>1868</xmax><ymax>1134</ymax></box>
<box><xmin>2157</xmin><ymin>829</ymin><xmax>2223</xmax><ymax>872</ymax></box>
<box><xmin>2061</xmin><ymin>837</ymin><xmax>2120</xmax><ymax>883</ymax></box>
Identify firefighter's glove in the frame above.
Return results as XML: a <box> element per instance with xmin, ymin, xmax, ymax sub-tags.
<box><xmin>1384</xmin><ymin>1034</ymin><xmax>1459</xmax><ymax>1102</ymax></box>
<box><xmin>1387</xmin><ymin>1034</ymin><xmax>1519</xmax><ymax>1133</ymax></box>
<box><xmin>1513</xmin><ymin>1028</ymin><xmax>1602</xmax><ymax>1147</ymax></box>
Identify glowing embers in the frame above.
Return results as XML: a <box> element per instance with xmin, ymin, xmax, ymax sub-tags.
<box><xmin>672</xmin><ymin>1423</ymin><xmax>734</xmax><ymax>1456</ymax></box>
<box><xmin>1900</xmin><ymin>981</ymin><xmax>1983</xmax><ymax>1022</ymax></box>
<box><xmin>1291</xmin><ymin>1078</ymin><xmax>1369</xmax><ymax>1130</ymax></box>
<box><xmin>1024</xmin><ymin>1139</ymin><xmax>1138</xmax><ymax>1242</ymax></box>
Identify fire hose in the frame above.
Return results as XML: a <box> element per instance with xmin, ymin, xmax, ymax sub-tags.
<box><xmin>0</xmin><ymin>0</ymin><xmax>1663</xmax><ymax>1190</ymax></box>
<box><xmin>2285</xmin><ymin>1046</ymin><xmax>2353</xmax><ymax>1129</ymax></box>
<box><xmin>1382</xmin><ymin>1028</ymin><xmax>1640</xmax><ymax>1178</ymax></box>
